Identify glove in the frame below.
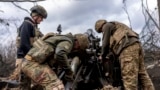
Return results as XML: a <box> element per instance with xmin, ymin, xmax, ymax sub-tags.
<box><xmin>64</xmin><ymin>69</ymin><xmax>74</xmax><ymax>82</ymax></box>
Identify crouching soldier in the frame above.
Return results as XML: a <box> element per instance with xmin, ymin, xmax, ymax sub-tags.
<box><xmin>21</xmin><ymin>33</ymin><xmax>89</xmax><ymax>90</ymax></box>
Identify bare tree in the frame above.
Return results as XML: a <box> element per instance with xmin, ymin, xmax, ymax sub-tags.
<box><xmin>0</xmin><ymin>41</ymin><xmax>16</xmax><ymax>77</ymax></box>
<box><xmin>0</xmin><ymin>0</ymin><xmax>46</xmax><ymax>13</ymax></box>
<box><xmin>122</xmin><ymin>0</ymin><xmax>132</xmax><ymax>30</ymax></box>
<box><xmin>0</xmin><ymin>0</ymin><xmax>45</xmax><ymax>2</ymax></box>
<box><xmin>140</xmin><ymin>0</ymin><xmax>160</xmax><ymax>63</ymax></box>
<box><xmin>157</xmin><ymin>0</ymin><xmax>160</xmax><ymax>27</ymax></box>
<box><xmin>12</xmin><ymin>2</ymin><xmax>30</xmax><ymax>14</ymax></box>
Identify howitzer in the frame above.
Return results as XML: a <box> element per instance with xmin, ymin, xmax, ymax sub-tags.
<box><xmin>102</xmin><ymin>51</ymin><xmax>123</xmax><ymax>88</ymax></box>
<box><xmin>85</xmin><ymin>37</ymin><xmax>109</xmax><ymax>87</ymax></box>
<box><xmin>57</xmin><ymin>24</ymin><xmax>62</xmax><ymax>34</ymax></box>
<box><xmin>69</xmin><ymin>32</ymin><xmax>109</xmax><ymax>90</ymax></box>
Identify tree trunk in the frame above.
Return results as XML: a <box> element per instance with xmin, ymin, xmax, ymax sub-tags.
<box><xmin>158</xmin><ymin>0</ymin><xmax>160</xmax><ymax>28</ymax></box>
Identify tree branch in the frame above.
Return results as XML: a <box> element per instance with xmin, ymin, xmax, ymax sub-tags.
<box><xmin>0</xmin><ymin>0</ymin><xmax>45</xmax><ymax>2</ymax></box>
<box><xmin>12</xmin><ymin>2</ymin><xmax>30</xmax><ymax>14</ymax></box>
<box><xmin>122</xmin><ymin>1</ymin><xmax>133</xmax><ymax>30</ymax></box>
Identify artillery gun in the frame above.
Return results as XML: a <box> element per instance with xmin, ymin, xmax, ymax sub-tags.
<box><xmin>66</xmin><ymin>29</ymin><xmax>109</xmax><ymax>90</ymax></box>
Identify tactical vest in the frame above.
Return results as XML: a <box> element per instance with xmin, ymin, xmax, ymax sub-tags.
<box><xmin>109</xmin><ymin>21</ymin><xmax>139</xmax><ymax>55</ymax></box>
<box><xmin>26</xmin><ymin>33</ymin><xmax>74</xmax><ymax>64</ymax></box>
<box><xmin>16</xmin><ymin>20</ymin><xmax>43</xmax><ymax>48</ymax></box>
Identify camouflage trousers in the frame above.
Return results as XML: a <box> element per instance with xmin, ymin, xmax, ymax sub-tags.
<box><xmin>21</xmin><ymin>60</ymin><xmax>64</xmax><ymax>90</ymax></box>
<box><xmin>119</xmin><ymin>43</ymin><xmax>155</xmax><ymax>90</ymax></box>
<box><xmin>9</xmin><ymin>58</ymin><xmax>22</xmax><ymax>81</ymax></box>
<box><xmin>101</xmin><ymin>85</ymin><xmax>122</xmax><ymax>90</ymax></box>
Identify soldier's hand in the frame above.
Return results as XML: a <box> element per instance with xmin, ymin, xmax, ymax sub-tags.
<box><xmin>64</xmin><ymin>74</ymin><xmax>74</xmax><ymax>81</ymax></box>
<box><xmin>98</xmin><ymin>55</ymin><xmax>102</xmax><ymax>62</ymax></box>
<box><xmin>64</xmin><ymin>69</ymin><xmax>74</xmax><ymax>82</ymax></box>
<box><xmin>103</xmin><ymin>56</ymin><xmax>110</xmax><ymax>63</ymax></box>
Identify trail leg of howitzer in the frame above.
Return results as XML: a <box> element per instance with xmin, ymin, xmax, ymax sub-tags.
<box><xmin>0</xmin><ymin>79</ymin><xmax>20</xmax><ymax>90</ymax></box>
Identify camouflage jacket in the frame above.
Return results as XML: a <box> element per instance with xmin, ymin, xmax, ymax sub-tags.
<box><xmin>25</xmin><ymin>33</ymin><xmax>74</xmax><ymax>68</ymax></box>
<box><xmin>102</xmin><ymin>21</ymin><xmax>139</xmax><ymax>57</ymax></box>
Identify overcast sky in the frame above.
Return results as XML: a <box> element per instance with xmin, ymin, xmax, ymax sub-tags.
<box><xmin>0</xmin><ymin>0</ymin><xmax>158</xmax><ymax>43</ymax></box>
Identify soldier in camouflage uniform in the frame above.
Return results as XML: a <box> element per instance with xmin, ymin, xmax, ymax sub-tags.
<box><xmin>21</xmin><ymin>33</ymin><xmax>89</xmax><ymax>90</ymax></box>
<box><xmin>95</xmin><ymin>19</ymin><xmax>155</xmax><ymax>90</ymax></box>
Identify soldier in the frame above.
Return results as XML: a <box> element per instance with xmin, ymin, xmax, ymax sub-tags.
<box><xmin>8</xmin><ymin>5</ymin><xmax>47</xmax><ymax>89</ymax></box>
<box><xmin>95</xmin><ymin>19</ymin><xmax>155</xmax><ymax>90</ymax></box>
<box><xmin>9</xmin><ymin>5</ymin><xmax>47</xmax><ymax>80</ymax></box>
<box><xmin>21</xmin><ymin>33</ymin><xmax>89</xmax><ymax>90</ymax></box>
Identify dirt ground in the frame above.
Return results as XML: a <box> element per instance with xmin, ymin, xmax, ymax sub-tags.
<box><xmin>147</xmin><ymin>63</ymin><xmax>160</xmax><ymax>90</ymax></box>
<box><xmin>0</xmin><ymin>63</ymin><xmax>160</xmax><ymax>90</ymax></box>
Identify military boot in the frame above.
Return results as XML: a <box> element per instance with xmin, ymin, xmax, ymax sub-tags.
<box><xmin>101</xmin><ymin>85</ymin><xmax>114</xmax><ymax>90</ymax></box>
<box><xmin>8</xmin><ymin>58</ymin><xmax>22</xmax><ymax>81</ymax></box>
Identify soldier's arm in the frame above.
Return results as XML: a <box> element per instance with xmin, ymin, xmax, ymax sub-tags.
<box><xmin>54</xmin><ymin>41</ymin><xmax>72</xmax><ymax>69</ymax></box>
<box><xmin>101</xmin><ymin>23</ymin><xmax>113</xmax><ymax>59</ymax></box>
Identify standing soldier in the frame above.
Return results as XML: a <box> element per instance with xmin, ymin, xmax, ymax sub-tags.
<box><xmin>21</xmin><ymin>33</ymin><xmax>89</xmax><ymax>90</ymax></box>
<box><xmin>8</xmin><ymin>5</ymin><xmax>47</xmax><ymax>89</ymax></box>
<box><xmin>95</xmin><ymin>19</ymin><xmax>155</xmax><ymax>90</ymax></box>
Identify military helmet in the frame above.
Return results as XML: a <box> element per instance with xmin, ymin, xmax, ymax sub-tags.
<box><xmin>74</xmin><ymin>34</ymin><xmax>89</xmax><ymax>50</ymax></box>
<box><xmin>95</xmin><ymin>19</ymin><xmax>107</xmax><ymax>33</ymax></box>
<box><xmin>30</xmin><ymin>5</ymin><xmax>47</xmax><ymax>19</ymax></box>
